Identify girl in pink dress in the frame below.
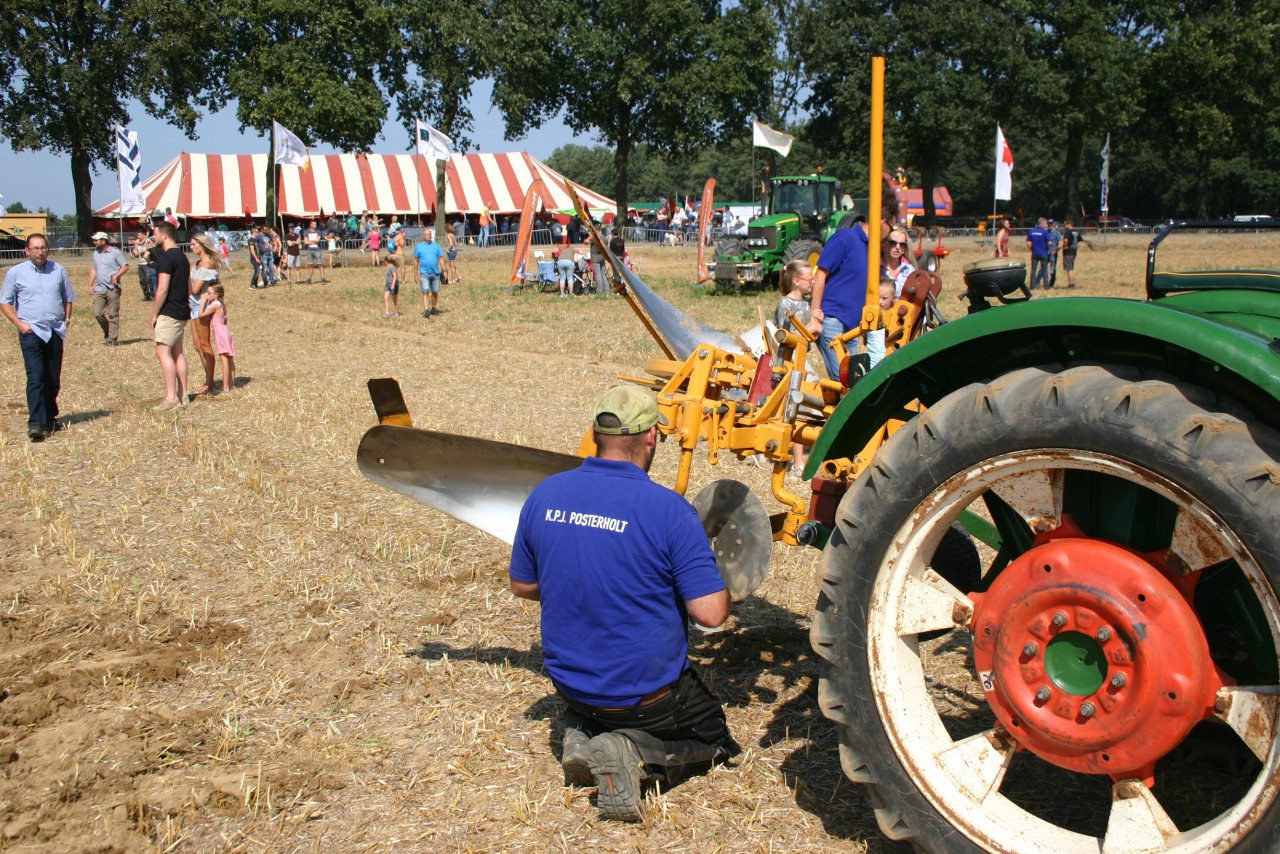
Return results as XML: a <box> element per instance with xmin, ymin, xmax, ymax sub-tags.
<box><xmin>366</xmin><ymin>224</ymin><xmax>382</xmax><ymax>265</ymax></box>
<box><xmin>203</xmin><ymin>285</ymin><xmax>236</xmax><ymax>391</ymax></box>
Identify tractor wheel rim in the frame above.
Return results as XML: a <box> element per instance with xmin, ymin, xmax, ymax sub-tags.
<box><xmin>865</xmin><ymin>451</ymin><xmax>1280</xmax><ymax>853</ymax></box>
<box><xmin>972</xmin><ymin>537</ymin><xmax>1224</xmax><ymax>779</ymax></box>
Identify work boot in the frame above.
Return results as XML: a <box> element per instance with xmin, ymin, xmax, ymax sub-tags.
<box><xmin>588</xmin><ymin>733</ymin><xmax>645</xmax><ymax>822</ymax></box>
<box><xmin>562</xmin><ymin>726</ymin><xmax>592</xmax><ymax>787</ymax></box>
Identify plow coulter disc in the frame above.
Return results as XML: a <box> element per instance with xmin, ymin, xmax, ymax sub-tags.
<box><xmin>692</xmin><ymin>479</ymin><xmax>772</xmax><ymax>601</ymax></box>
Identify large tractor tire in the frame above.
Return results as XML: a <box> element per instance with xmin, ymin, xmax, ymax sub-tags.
<box><xmin>715</xmin><ymin>236</ymin><xmax>745</xmax><ymax>258</ymax></box>
<box><xmin>812</xmin><ymin>364</ymin><xmax>1280</xmax><ymax>853</ymax></box>
<box><xmin>782</xmin><ymin>238</ymin><xmax>824</xmax><ymax>271</ymax></box>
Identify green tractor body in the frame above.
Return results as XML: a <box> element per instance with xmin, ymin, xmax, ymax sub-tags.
<box><xmin>713</xmin><ymin>174</ymin><xmax>855</xmax><ymax>289</ymax></box>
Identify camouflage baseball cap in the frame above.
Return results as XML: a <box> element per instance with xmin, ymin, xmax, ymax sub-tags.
<box><xmin>593</xmin><ymin>384</ymin><xmax>663</xmax><ymax>435</ymax></box>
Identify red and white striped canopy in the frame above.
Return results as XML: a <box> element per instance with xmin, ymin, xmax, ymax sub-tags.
<box><xmin>95</xmin><ymin>152</ymin><xmax>615</xmax><ymax>219</ymax></box>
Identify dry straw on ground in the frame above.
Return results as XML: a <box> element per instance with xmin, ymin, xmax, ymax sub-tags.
<box><xmin>0</xmin><ymin>230</ymin><xmax>1271</xmax><ymax>851</ymax></box>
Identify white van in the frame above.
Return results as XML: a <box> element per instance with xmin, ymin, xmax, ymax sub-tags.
<box><xmin>1233</xmin><ymin>214</ymin><xmax>1274</xmax><ymax>223</ymax></box>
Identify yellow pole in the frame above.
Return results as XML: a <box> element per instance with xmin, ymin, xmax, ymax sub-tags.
<box><xmin>866</xmin><ymin>56</ymin><xmax>885</xmax><ymax>324</ymax></box>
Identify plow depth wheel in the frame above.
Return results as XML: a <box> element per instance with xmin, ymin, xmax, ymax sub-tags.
<box><xmin>811</xmin><ymin>365</ymin><xmax>1280</xmax><ymax>853</ymax></box>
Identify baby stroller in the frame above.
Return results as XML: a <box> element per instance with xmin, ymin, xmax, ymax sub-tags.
<box><xmin>572</xmin><ymin>254</ymin><xmax>592</xmax><ymax>295</ymax></box>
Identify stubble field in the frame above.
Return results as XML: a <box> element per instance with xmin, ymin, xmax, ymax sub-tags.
<box><xmin>0</xmin><ymin>230</ymin><xmax>1265</xmax><ymax>851</ymax></box>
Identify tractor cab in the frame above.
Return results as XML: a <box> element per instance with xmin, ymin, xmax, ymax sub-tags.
<box><xmin>768</xmin><ymin>176</ymin><xmax>843</xmax><ymax>237</ymax></box>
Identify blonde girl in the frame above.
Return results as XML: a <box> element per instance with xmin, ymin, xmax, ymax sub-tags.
<box><xmin>201</xmin><ymin>284</ymin><xmax>236</xmax><ymax>391</ymax></box>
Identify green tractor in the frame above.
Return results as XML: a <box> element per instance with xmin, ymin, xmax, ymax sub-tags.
<box><xmin>713</xmin><ymin>172</ymin><xmax>856</xmax><ymax>289</ymax></box>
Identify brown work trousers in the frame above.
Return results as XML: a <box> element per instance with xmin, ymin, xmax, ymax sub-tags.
<box><xmin>92</xmin><ymin>288</ymin><xmax>120</xmax><ymax>343</ymax></box>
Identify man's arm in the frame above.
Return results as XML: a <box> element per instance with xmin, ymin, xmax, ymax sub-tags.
<box><xmin>151</xmin><ymin>272</ymin><xmax>170</xmax><ymax>328</ymax></box>
<box><xmin>510</xmin><ymin>578</ymin><xmax>540</xmax><ymax>601</ymax></box>
<box><xmin>686</xmin><ymin>589</ymin><xmax>730</xmax><ymax>628</ymax></box>
<box><xmin>810</xmin><ymin>267</ymin><xmax>829</xmax><ymax>322</ymax></box>
<box><xmin>0</xmin><ymin>303</ymin><xmax>31</xmax><ymax>334</ymax></box>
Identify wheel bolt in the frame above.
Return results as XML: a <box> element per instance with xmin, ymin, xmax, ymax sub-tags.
<box><xmin>1022</xmin><ymin>642</ymin><xmax>1038</xmax><ymax>657</ymax></box>
<box><xmin>1110</xmin><ymin>673</ymin><xmax>1127</xmax><ymax>689</ymax></box>
<box><xmin>1035</xmin><ymin>687</ymin><xmax>1052</xmax><ymax>703</ymax></box>
<box><xmin>1051</xmin><ymin>612</ymin><xmax>1067</xmax><ymax>628</ymax></box>
<box><xmin>1096</xmin><ymin>627</ymin><xmax>1112</xmax><ymax>642</ymax></box>
<box><xmin>1080</xmin><ymin>702</ymin><xmax>1096</xmax><ymax>718</ymax></box>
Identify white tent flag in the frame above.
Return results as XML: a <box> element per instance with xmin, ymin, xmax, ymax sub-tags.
<box><xmin>752</xmin><ymin>120</ymin><xmax>794</xmax><ymax>157</ymax></box>
<box><xmin>116</xmin><ymin>125</ymin><xmax>147</xmax><ymax>215</ymax></box>
<box><xmin>416</xmin><ymin>120</ymin><xmax>453</xmax><ymax>161</ymax></box>
<box><xmin>995</xmin><ymin>124</ymin><xmax>1014</xmax><ymax>201</ymax></box>
<box><xmin>273</xmin><ymin>121</ymin><xmax>310</xmax><ymax>168</ymax></box>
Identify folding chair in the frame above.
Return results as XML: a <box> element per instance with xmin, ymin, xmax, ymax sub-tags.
<box><xmin>537</xmin><ymin>260</ymin><xmax>559</xmax><ymax>292</ymax></box>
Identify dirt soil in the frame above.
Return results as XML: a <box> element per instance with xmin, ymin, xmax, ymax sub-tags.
<box><xmin>0</xmin><ymin>231</ymin><xmax>1257</xmax><ymax>851</ymax></box>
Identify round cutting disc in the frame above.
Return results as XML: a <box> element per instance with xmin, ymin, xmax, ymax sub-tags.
<box><xmin>691</xmin><ymin>479</ymin><xmax>773</xmax><ymax>601</ymax></box>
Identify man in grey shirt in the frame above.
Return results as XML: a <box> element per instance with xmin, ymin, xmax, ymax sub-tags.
<box><xmin>0</xmin><ymin>233</ymin><xmax>76</xmax><ymax>441</ymax></box>
<box><xmin>88</xmin><ymin>232</ymin><xmax>129</xmax><ymax>345</ymax></box>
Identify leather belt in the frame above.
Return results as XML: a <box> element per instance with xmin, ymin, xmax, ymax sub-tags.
<box><xmin>595</xmin><ymin>682</ymin><xmax>674</xmax><ymax>712</ymax></box>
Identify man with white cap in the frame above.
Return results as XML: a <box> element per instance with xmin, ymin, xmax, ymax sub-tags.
<box><xmin>508</xmin><ymin>383</ymin><xmax>740</xmax><ymax>822</ymax></box>
<box><xmin>87</xmin><ymin>232</ymin><xmax>129</xmax><ymax>345</ymax></box>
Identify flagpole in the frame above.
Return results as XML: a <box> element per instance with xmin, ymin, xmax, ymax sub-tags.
<box><xmin>992</xmin><ymin>125</ymin><xmax>998</xmax><ymax>221</ymax></box>
<box><xmin>114</xmin><ymin>127</ymin><xmax>124</xmax><ymax>251</ymax></box>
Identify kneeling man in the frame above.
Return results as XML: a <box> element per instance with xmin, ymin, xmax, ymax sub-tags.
<box><xmin>509</xmin><ymin>384</ymin><xmax>740</xmax><ymax>821</ymax></box>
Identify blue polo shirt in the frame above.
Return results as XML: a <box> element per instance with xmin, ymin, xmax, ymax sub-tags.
<box><xmin>509</xmin><ymin>457</ymin><xmax>725</xmax><ymax>706</ymax></box>
<box><xmin>413</xmin><ymin>239</ymin><xmax>444</xmax><ymax>275</ymax></box>
<box><xmin>1027</xmin><ymin>226</ymin><xmax>1050</xmax><ymax>256</ymax></box>
<box><xmin>0</xmin><ymin>259</ymin><xmax>76</xmax><ymax>342</ymax></box>
<box><xmin>816</xmin><ymin>225</ymin><xmax>869</xmax><ymax>328</ymax></box>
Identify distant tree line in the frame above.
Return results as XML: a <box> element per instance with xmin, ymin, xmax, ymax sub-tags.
<box><xmin>3</xmin><ymin>0</ymin><xmax>1276</xmax><ymax>242</ymax></box>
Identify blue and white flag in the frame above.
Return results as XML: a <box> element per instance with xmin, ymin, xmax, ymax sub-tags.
<box><xmin>116</xmin><ymin>125</ymin><xmax>147</xmax><ymax>215</ymax></box>
<box><xmin>1100</xmin><ymin>134</ymin><xmax>1111</xmax><ymax>215</ymax></box>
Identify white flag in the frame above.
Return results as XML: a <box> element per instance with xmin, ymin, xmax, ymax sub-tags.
<box><xmin>995</xmin><ymin>124</ymin><xmax>1014</xmax><ymax>201</ymax></box>
<box><xmin>273</xmin><ymin>121</ymin><xmax>310</xmax><ymax>169</ymax></box>
<box><xmin>116</xmin><ymin>125</ymin><xmax>147</xmax><ymax>215</ymax></box>
<box><xmin>416</xmin><ymin>120</ymin><xmax>453</xmax><ymax>160</ymax></box>
<box><xmin>752</xmin><ymin>119</ymin><xmax>794</xmax><ymax>157</ymax></box>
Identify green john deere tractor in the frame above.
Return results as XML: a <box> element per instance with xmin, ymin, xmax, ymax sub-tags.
<box><xmin>713</xmin><ymin>172</ymin><xmax>856</xmax><ymax>289</ymax></box>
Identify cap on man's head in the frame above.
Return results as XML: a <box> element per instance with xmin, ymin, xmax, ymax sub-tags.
<box><xmin>91</xmin><ymin>231</ymin><xmax>111</xmax><ymax>242</ymax></box>
<box><xmin>593</xmin><ymin>384</ymin><xmax>663</xmax><ymax>435</ymax></box>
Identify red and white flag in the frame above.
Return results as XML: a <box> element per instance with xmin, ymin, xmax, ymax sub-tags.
<box><xmin>995</xmin><ymin>125</ymin><xmax>1014</xmax><ymax>201</ymax></box>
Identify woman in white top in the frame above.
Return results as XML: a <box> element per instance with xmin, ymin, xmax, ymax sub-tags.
<box><xmin>882</xmin><ymin>227</ymin><xmax>915</xmax><ymax>297</ymax></box>
<box><xmin>188</xmin><ymin>234</ymin><xmax>220</xmax><ymax>394</ymax></box>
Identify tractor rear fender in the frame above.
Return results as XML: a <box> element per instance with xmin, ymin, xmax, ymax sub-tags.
<box><xmin>804</xmin><ymin>293</ymin><xmax>1280</xmax><ymax>477</ymax></box>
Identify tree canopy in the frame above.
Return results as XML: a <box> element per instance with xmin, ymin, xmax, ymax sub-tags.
<box><xmin>4</xmin><ymin>0</ymin><xmax>1278</xmax><ymax>226</ymax></box>
<box><xmin>0</xmin><ymin>0</ymin><xmax>219</xmax><ymax>240</ymax></box>
<box><xmin>492</xmin><ymin>0</ymin><xmax>775</xmax><ymax>222</ymax></box>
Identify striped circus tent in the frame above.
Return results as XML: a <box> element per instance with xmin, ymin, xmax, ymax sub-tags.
<box><xmin>95</xmin><ymin>152</ymin><xmax>615</xmax><ymax>219</ymax></box>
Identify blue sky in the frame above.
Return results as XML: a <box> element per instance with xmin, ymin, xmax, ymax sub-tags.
<box><xmin>0</xmin><ymin>80</ymin><xmax>596</xmax><ymax>216</ymax></box>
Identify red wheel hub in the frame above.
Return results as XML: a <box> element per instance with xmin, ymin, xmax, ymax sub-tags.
<box><xmin>971</xmin><ymin>532</ymin><xmax>1222</xmax><ymax>782</ymax></box>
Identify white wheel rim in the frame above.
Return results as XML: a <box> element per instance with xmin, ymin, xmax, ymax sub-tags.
<box><xmin>866</xmin><ymin>450</ymin><xmax>1280</xmax><ymax>853</ymax></box>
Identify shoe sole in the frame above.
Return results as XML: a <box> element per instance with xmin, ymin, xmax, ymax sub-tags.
<box><xmin>589</xmin><ymin>734</ymin><xmax>644</xmax><ymax>822</ymax></box>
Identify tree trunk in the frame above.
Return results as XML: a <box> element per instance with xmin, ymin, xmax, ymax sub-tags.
<box><xmin>264</xmin><ymin>137</ymin><xmax>277</xmax><ymax>226</ymax></box>
<box><xmin>919</xmin><ymin>160</ymin><xmax>937</xmax><ymax>227</ymax></box>
<box><xmin>1195</xmin><ymin>149</ymin><xmax>1211</xmax><ymax>220</ymax></box>
<box><xmin>612</xmin><ymin>137</ymin><xmax>631</xmax><ymax>236</ymax></box>
<box><xmin>1063</xmin><ymin>124</ymin><xmax>1084</xmax><ymax>219</ymax></box>
<box><xmin>71</xmin><ymin>146</ymin><xmax>94</xmax><ymax>244</ymax></box>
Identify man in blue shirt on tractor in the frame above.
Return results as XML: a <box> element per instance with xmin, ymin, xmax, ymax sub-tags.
<box><xmin>509</xmin><ymin>384</ymin><xmax>740</xmax><ymax>822</ymax></box>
